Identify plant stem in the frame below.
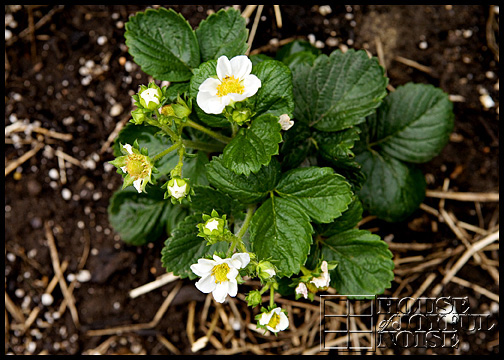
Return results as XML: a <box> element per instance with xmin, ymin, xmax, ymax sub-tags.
<box><xmin>152</xmin><ymin>142</ymin><xmax>179</xmax><ymax>162</ymax></box>
<box><xmin>270</xmin><ymin>286</ymin><xmax>275</xmax><ymax>308</ymax></box>
<box><xmin>182</xmin><ymin>139</ymin><xmax>225</xmax><ymax>153</ymax></box>
<box><xmin>226</xmin><ymin>205</ymin><xmax>255</xmax><ymax>257</ymax></box>
<box><xmin>185</xmin><ymin>120</ymin><xmax>231</xmax><ymax>144</ymax></box>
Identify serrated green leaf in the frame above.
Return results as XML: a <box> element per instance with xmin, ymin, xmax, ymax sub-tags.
<box><xmin>293</xmin><ymin>49</ymin><xmax>388</xmax><ymax>132</ymax></box>
<box><xmin>369</xmin><ymin>83</ymin><xmax>454</xmax><ymax>163</ymax></box>
<box><xmin>315</xmin><ymin>127</ymin><xmax>361</xmax><ymax>163</ymax></box>
<box><xmin>114</xmin><ymin>123</ymin><xmax>178</xmax><ymax>181</ymax></box>
<box><xmin>249</xmin><ymin>197</ymin><xmax>314</xmax><ymax>277</ymax></box>
<box><xmin>279</xmin><ymin>121</ymin><xmax>313</xmax><ymax>170</ymax></box>
<box><xmin>125</xmin><ymin>8</ymin><xmax>200</xmax><ymax>81</ymax></box>
<box><xmin>191</xmin><ymin>185</ymin><xmax>246</xmax><ymax>215</ymax></box>
<box><xmin>320</xmin><ymin>229</ymin><xmax>394</xmax><ymax>295</ymax></box>
<box><xmin>183</xmin><ymin>151</ymin><xmax>209</xmax><ymax>186</ymax></box>
<box><xmin>249</xmin><ymin>60</ymin><xmax>294</xmax><ymax>118</ymax></box>
<box><xmin>275</xmin><ymin>167</ymin><xmax>353</xmax><ymax>223</ymax></box>
<box><xmin>196</xmin><ymin>8</ymin><xmax>248</xmax><ymax>62</ymax></box>
<box><xmin>315</xmin><ymin>197</ymin><xmax>363</xmax><ymax>237</ymax></box>
<box><xmin>108</xmin><ymin>186</ymin><xmax>182</xmax><ymax>246</ymax></box>
<box><xmin>164</xmin><ymin>82</ymin><xmax>190</xmax><ymax>102</ymax></box>
<box><xmin>250</xmin><ymin>54</ymin><xmax>273</xmax><ymax>66</ymax></box>
<box><xmin>189</xmin><ymin>60</ymin><xmax>230</xmax><ymax>127</ymax></box>
<box><xmin>356</xmin><ymin>150</ymin><xmax>426</xmax><ymax>222</ymax></box>
<box><xmin>275</xmin><ymin>40</ymin><xmax>321</xmax><ymax>62</ymax></box>
<box><xmin>161</xmin><ymin>214</ymin><xmax>228</xmax><ymax>279</ymax></box>
<box><xmin>222</xmin><ymin>114</ymin><xmax>282</xmax><ymax>175</ymax></box>
<box><xmin>206</xmin><ymin>155</ymin><xmax>281</xmax><ymax>204</ymax></box>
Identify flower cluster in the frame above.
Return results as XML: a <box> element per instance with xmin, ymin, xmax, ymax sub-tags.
<box><xmin>109</xmin><ymin>143</ymin><xmax>155</xmax><ymax>193</ymax></box>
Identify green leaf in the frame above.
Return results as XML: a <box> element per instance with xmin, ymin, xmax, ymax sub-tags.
<box><xmin>161</xmin><ymin>214</ymin><xmax>228</xmax><ymax>279</ymax></box>
<box><xmin>320</xmin><ymin>229</ymin><xmax>394</xmax><ymax>295</ymax></box>
<box><xmin>108</xmin><ymin>186</ymin><xmax>179</xmax><ymax>246</ymax></box>
<box><xmin>183</xmin><ymin>151</ymin><xmax>210</xmax><ymax>186</ymax></box>
<box><xmin>249</xmin><ymin>60</ymin><xmax>294</xmax><ymax>118</ymax></box>
<box><xmin>249</xmin><ymin>197</ymin><xmax>314</xmax><ymax>277</ymax></box>
<box><xmin>250</xmin><ymin>54</ymin><xmax>273</xmax><ymax>66</ymax></box>
<box><xmin>222</xmin><ymin>114</ymin><xmax>282</xmax><ymax>175</ymax></box>
<box><xmin>191</xmin><ymin>185</ymin><xmax>246</xmax><ymax>215</ymax></box>
<box><xmin>315</xmin><ymin>127</ymin><xmax>361</xmax><ymax>165</ymax></box>
<box><xmin>195</xmin><ymin>8</ymin><xmax>248</xmax><ymax>62</ymax></box>
<box><xmin>189</xmin><ymin>60</ymin><xmax>230</xmax><ymax>127</ymax></box>
<box><xmin>356</xmin><ymin>150</ymin><xmax>426</xmax><ymax>222</ymax></box>
<box><xmin>275</xmin><ymin>40</ymin><xmax>321</xmax><ymax>62</ymax></box>
<box><xmin>369</xmin><ymin>83</ymin><xmax>454</xmax><ymax>163</ymax></box>
<box><xmin>125</xmin><ymin>8</ymin><xmax>200</xmax><ymax>81</ymax></box>
<box><xmin>293</xmin><ymin>49</ymin><xmax>388</xmax><ymax>132</ymax></box>
<box><xmin>206</xmin><ymin>155</ymin><xmax>281</xmax><ymax>204</ymax></box>
<box><xmin>275</xmin><ymin>167</ymin><xmax>353</xmax><ymax>223</ymax></box>
<box><xmin>279</xmin><ymin>121</ymin><xmax>313</xmax><ymax>170</ymax></box>
<box><xmin>114</xmin><ymin>123</ymin><xmax>178</xmax><ymax>180</ymax></box>
<box><xmin>315</xmin><ymin>197</ymin><xmax>363</xmax><ymax>237</ymax></box>
<box><xmin>164</xmin><ymin>82</ymin><xmax>190</xmax><ymax>102</ymax></box>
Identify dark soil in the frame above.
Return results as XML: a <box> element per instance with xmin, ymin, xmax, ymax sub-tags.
<box><xmin>5</xmin><ymin>5</ymin><xmax>499</xmax><ymax>355</ymax></box>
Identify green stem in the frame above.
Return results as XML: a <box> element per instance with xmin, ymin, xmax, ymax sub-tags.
<box><xmin>160</xmin><ymin>124</ymin><xmax>178</xmax><ymax>140</ymax></box>
<box><xmin>226</xmin><ymin>205</ymin><xmax>255</xmax><ymax>257</ymax></box>
<box><xmin>182</xmin><ymin>139</ymin><xmax>225</xmax><ymax>153</ymax></box>
<box><xmin>185</xmin><ymin>120</ymin><xmax>231</xmax><ymax>144</ymax></box>
<box><xmin>270</xmin><ymin>287</ymin><xmax>275</xmax><ymax>308</ymax></box>
<box><xmin>152</xmin><ymin>142</ymin><xmax>179</xmax><ymax>162</ymax></box>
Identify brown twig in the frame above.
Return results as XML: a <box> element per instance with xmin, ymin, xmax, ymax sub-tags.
<box><xmin>395</xmin><ymin>55</ymin><xmax>433</xmax><ymax>74</ymax></box>
<box><xmin>5</xmin><ymin>291</ymin><xmax>25</xmax><ymax>324</ymax></box>
<box><xmin>156</xmin><ymin>334</ymin><xmax>181</xmax><ymax>355</ymax></box>
<box><xmin>273</xmin><ymin>5</ymin><xmax>282</xmax><ymax>28</ymax></box>
<box><xmin>5</xmin><ymin>142</ymin><xmax>44</xmax><ymax>176</ymax></box>
<box><xmin>241</xmin><ymin>5</ymin><xmax>257</xmax><ymax>19</ymax></box>
<box><xmin>426</xmin><ymin>190</ymin><xmax>499</xmax><ymax>202</ymax></box>
<box><xmin>245</xmin><ymin>5</ymin><xmax>264</xmax><ymax>56</ymax></box>
<box><xmin>45</xmin><ymin>221</ymin><xmax>80</xmax><ymax>328</ymax></box>
<box><xmin>486</xmin><ymin>5</ymin><xmax>499</xmax><ymax>62</ymax></box>
<box><xmin>98</xmin><ymin>113</ymin><xmax>130</xmax><ymax>155</ymax></box>
<box><xmin>450</xmin><ymin>276</ymin><xmax>499</xmax><ymax>302</ymax></box>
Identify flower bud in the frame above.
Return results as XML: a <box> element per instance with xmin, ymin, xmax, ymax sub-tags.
<box><xmin>256</xmin><ymin>261</ymin><xmax>276</xmax><ymax>282</ymax></box>
<box><xmin>139</xmin><ymin>83</ymin><xmax>162</xmax><ymax>111</ymax></box>
<box><xmin>165</xmin><ymin>177</ymin><xmax>189</xmax><ymax>201</ymax></box>
<box><xmin>245</xmin><ymin>290</ymin><xmax>262</xmax><ymax>307</ymax></box>
<box><xmin>130</xmin><ymin>108</ymin><xmax>149</xmax><ymax>125</ymax></box>
<box><xmin>202</xmin><ymin>217</ymin><xmax>226</xmax><ymax>236</ymax></box>
<box><xmin>278</xmin><ymin>114</ymin><xmax>294</xmax><ymax>130</ymax></box>
<box><xmin>231</xmin><ymin>108</ymin><xmax>252</xmax><ymax>126</ymax></box>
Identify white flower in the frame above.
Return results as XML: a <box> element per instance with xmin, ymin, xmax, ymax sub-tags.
<box><xmin>295</xmin><ymin>282</ymin><xmax>308</xmax><ymax>299</ymax></box>
<box><xmin>264</xmin><ymin>268</ymin><xmax>276</xmax><ymax>277</ymax></box>
<box><xmin>278</xmin><ymin>114</ymin><xmax>294</xmax><ymax>130</ymax></box>
<box><xmin>197</xmin><ymin>55</ymin><xmax>261</xmax><ymax>114</ymax></box>
<box><xmin>205</xmin><ymin>219</ymin><xmax>220</xmax><ymax>232</ymax></box>
<box><xmin>168</xmin><ymin>180</ymin><xmax>187</xmax><ymax>199</ymax></box>
<box><xmin>310</xmin><ymin>260</ymin><xmax>330</xmax><ymax>289</ymax></box>
<box><xmin>140</xmin><ymin>88</ymin><xmax>160</xmax><ymax>107</ymax></box>
<box><xmin>190</xmin><ymin>253</ymin><xmax>250</xmax><ymax>303</ymax></box>
<box><xmin>258</xmin><ymin>307</ymin><xmax>289</xmax><ymax>333</ymax></box>
<box><xmin>122</xmin><ymin>143</ymin><xmax>133</xmax><ymax>154</ymax></box>
<box><xmin>116</xmin><ymin>143</ymin><xmax>153</xmax><ymax>193</ymax></box>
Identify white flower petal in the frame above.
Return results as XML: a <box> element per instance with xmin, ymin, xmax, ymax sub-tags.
<box><xmin>190</xmin><ymin>259</ymin><xmax>215</xmax><ymax>277</ymax></box>
<box><xmin>133</xmin><ymin>178</ymin><xmax>143</xmax><ymax>193</ymax></box>
<box><xmin>197</xmin><ymin>90</ymin><xmax>227</xmax><ymax>114</ymax></box>
<box><xmin>231</xmin><ymin>253</ymin><xmax>250</xmax><ymax>269</ymax></box>
<box><xmin>227</xmin><ymin>92</ymin><xmax>248</xmax><ymax>102</ymax></box>
<box><xmin>195</xmin><ymin>275</ymin><xmax>216</xmax><ymax>294</ymax></box>
<box><xmin>242</xmin><ymin>74</ymin><xmax>261</xmax><ymax>97</ymax></box>
<box><xmin>216</xmin><ymin>56</ymin><xmax>232</xmax><ymax>81</ymax></box>
<box><xmin>230</xmin><ymin>55</ymin><xmax>252</xmax><ymax>80</ymax></box>
<box><xmin>227</xmin><ymin>279</ymin><xmax>238</xmax><ymax>297</ymax></box>
<box><xmin>213</xmin><ymin>254</ymin><xmax>223</xmax><ymax>263</ymax></box>
<box><xmin>321</xmin><ymin>261</ymin><xmax>328</xmax><ymax>273</ymax></box>
<box><xmin>120</xmin><ymin>166</ymin><xmax>128</xmax><ymax>173</ymax></box>
<box><xmin>198</xmin><ymin>77</ymin><xmax>220</xmax><ymax>95</ymax></box>
<box><xmin>140</xmin><ymin>88</ymin><xmax>160</xmax><ymax>106</ymax></box>
<box><xmin>295</xmin><ymin>283</ymin><xmax>308</xmax><ymax>299</ymax></box>
<box><xmin>212</xmin><ymin>282</ymin><xmax>229</xmax><ymax>303</ymax></box>
<box><xmin>258</xmin><ymin>312</ymin><xmax>272</xmax><ymax>326</ymax></box>
<box><xmin>123</xmin><ymin>144</ymin><xmax>133</xmax><ymax>154</ymax></box>
<box><xmin>277</xmin><ymin>312</ymin><xmax>289</xmax><ymax>331</ymax></box>
<box><xmin>226</xmin><ymin>267</ymin><xmax>239</xmax><ymax>281</ymax></box>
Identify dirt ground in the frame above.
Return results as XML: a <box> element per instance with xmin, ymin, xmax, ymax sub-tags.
<box><xmin>5</xmin><ymin>5</ymin><xmax>499</xmax><ymax>355</ymax></box>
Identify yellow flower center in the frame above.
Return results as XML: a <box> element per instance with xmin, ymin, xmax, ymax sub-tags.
<box><xmin>126</xmin><ymin>154</ymin><xmax>150</xmax><ymax>179</ymax></box>
<box><xmin>211</xmin><ymin>263</ymin><xmax>230</xmax><ymax>283</ymax></box>
<box><xmin>267</xmin><ymin>313</ymin><xmax>281</xmax><ymax>329</ymax></box>
<box><xmin>216</xmin><ymin>75</ymin><xmax>244</xmax><ymax>97</ymax></box>
<box><xmin>161</xmin><ymin>104</ymin><xmax>176</xmax><ymax>117</ymax></box>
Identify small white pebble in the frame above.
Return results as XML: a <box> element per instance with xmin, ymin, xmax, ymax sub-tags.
<box><xmin>315</xmin><ymin>40</ymin><xmax>325</xmax><ymax>49</ymax></box>
<box><xmin>91</xmin><ymin>248</ymin><xmax>99</xmax><ymax>256</ymax></box>
<box><xmin>124</xmin><ymin>61</ymin><xmax>134</xmax><ymax>73</ymax></box>
<box><xmin>490</xmin><ymin>302</ymin><xmax>499</xmax><ymax>313</ymax></box>
<box><xmin>15</xmin><ymin>289</ymin><xmax>25</xmax><ymax>298</ymax></box>
<box><xmin>480</xmin><ymin>94</ymin><xmax>495</xmax><ymax>109</ymax></box>
<box><xmin>77</xmin><ymin>221</ymin><xmax>85</xmax><ymax>229</ymax></box>
<box><xmin>83</xmin><ymin>159</ymin><xmax>96</xmax><ymax>170</ymax></box>
<box><xmin>13</xmin><ymin>93</ymin><xmax>22</xmax><ymax>101</ymax></box>
<box><xmin>52</xmin><ymin>311</ymin><xmax>61</xmax><ymax>320</ymax></box>
<box><xmin>113</xmin><ymin>302</ymin><xmax>121</xmax><ymax>310</ymax></box>
<box><xmin>97</xmin><ymin>36</ymin><xmax>107</xmax><ymax>45</ymax></box>
<box><xmin>66</xmin><ymin>273</ymin><xmax>76</xmax><ymax>282</ymax></box>
<box><xmin>494</xmin><ymin>5</ymin><xmax>499</xmax><ymax>14</ymax></box>
<box><xmin>76</xmin><ymin>269</ymin><xmax>92</xmax><ymax>283</ymax></box>
<box><xmin>61</xmin><ymin>188</ymin><xmax>72</xmax><ymax>200</ymax></box>
<box><xmin>318</xmin><ymin>5</ymin><xmax>332</xmax><ymax>16</ymax></box>
<box><xmin>81</xmin><ymin>76</ymin><xmax>92</xmax><ymax>86</ymax></box>
<box><xmin>419</xmin><ymin>41</ymin><xmax>428</xmax><ymax>50</ymax></box>
<box><xmin>26</xmin><ymin>341</ymin><xmax>36</xmax><ymax>353</ymax></box>
<box><xmin>27</xmin><ymin>249</ymin><xmax>37</xmax><ymax>258</ymax></box>
<box><xmin>326</xmin><ymin>37</ymin><xmax>339</xmax><ymax>47</ymax></box>
<box><xmin>485</xmin><ymin>71</ymin><xmax>495</xmax><ymax>79</ymax></box>
<box><xmin>62</xmin><ymin>116</ymin><xmax>74</xmax><ymax>125</ymax></box>
<box><xmin>345</xmin><ymin>13</ymin><xmax>354</xmax><ymax>20</ymax></box>
<box><xmin>462</xmin><ymin>29</ymin><xmax>473</xmax><ymax>38</ymax></box>
<box><xmin>109</xmin><ymin>103</ymin><xmax>123</xmax><ymax>117</ymax></box>
<box><xmin>92</xmin><ymin>192</ymin><xmax>102</xmax><ymax>201</ymax></box>
<box><xmin>7</xmin><ymin>253</ymin><xmax>16</xmax><ymax>262</ymax></box>
<box><xmin>85</xmin><ymin>60</ymin><xmax>94</xmax><ymax>69</ymax></box>
<box><xmin>307</xmin><ymin>33</ymin><xmax>316</xmax><ymax>45</ymax></box>
<box><xmin>5</xmin><ymin>29</ymin><xmax>12</xmax><ymax>41</ymax></box>
<box><xmin>41</xmin><ymin>293</ymin><xmax>54</xmax><ymax>306</ymax></box>
<box><xmin>48</xmin><ymin>168</ymin><xmax>60</xmax><ymax>180</ymax></box>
